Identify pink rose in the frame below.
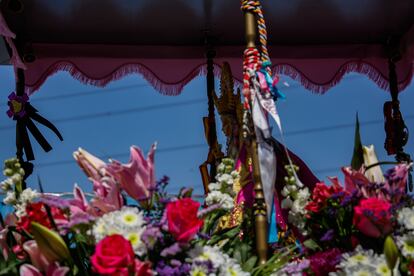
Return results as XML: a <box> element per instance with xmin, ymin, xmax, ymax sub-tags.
<box><xmin>166</xmin><ymin>198</ymin><xmax>203</xmax><ymax>243</ymax></box>
<box><xmin>353</xmin><ymin>198</ymin><xmax>393</xmax><ymax>238</ymax></box>
<box><xmin>91</xmin><ymin>235</ymin><xmax>136</xmax><ymax>276</ymax></box>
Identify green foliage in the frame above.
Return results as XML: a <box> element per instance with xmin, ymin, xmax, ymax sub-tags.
<box><xmin>0</xmin><ymin>252</ymin><xmax>22</xmax><ymax>275</ymax></box>
<box><xmin>351</xmin><ymin>113</ymin><xmax>364</xmax><ymax>170</ymax></box>
<box><xmin>251</xmin><ymin>246</ymin><xmax>297</xmax><ymax>276</ymax></box>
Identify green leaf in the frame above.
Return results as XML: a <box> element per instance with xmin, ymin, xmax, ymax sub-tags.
<box><xmin>242</xmin><ymin>256</ymin><xmax>258</xmax><ymax>272</ymax></box>
<box><xmin>233</xmin><ymin>250</ymin><xmax>242</xmax><ymax>264</ymax></box>
<box><xmin>303</xmin><ymin>239</ymin><xmax>321</xmax><ymax>251</ymax></box>
<box><xmin>351</xmin><ymin>113</ymin><xmax>364</xmax><ymax>170</ymax></box>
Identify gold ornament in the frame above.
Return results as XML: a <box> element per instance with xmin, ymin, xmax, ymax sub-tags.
<box><xmin>213</xmin><ymin>62</ymin><xmax>244</xmax><ymax>136</ymax></box>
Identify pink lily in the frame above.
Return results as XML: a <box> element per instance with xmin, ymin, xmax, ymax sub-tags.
<box><xmin>106</xmin><ymin>143</ymin><xmax>157</xmax><ymax>202</ymax></box>
<box><xmin>90</xmin><ymin>177</ymin><xmax>124</xmax><ymax>213</ymax></box>
<box><xmin>23</xmin><ymin>240</ymin><xmax>51</xmax><ymax>272</ymax></box>
<box><xmin>73</xmin><ymin>148</ymin><xmax>106</xmax><ymax>181</ymax></box>
<box><xmin>20</xmin><ymin>263</ymin><xmax>69</xmax><ymax>276</ymax></box>
<box><xmin>0</xmin><ymin>228</ymin><xmax>9</xmax><ymax>260</ymax></box>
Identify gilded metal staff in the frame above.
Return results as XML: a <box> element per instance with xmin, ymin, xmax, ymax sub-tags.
<box><xmin>241</xmin><ymin>2</ymin><xmax>268</xmax><ymax>265</ymax></box>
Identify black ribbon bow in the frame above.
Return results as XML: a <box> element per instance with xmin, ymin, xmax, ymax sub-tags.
<box><xmin>8</xmin><ymin>92</ymin><xmax>63</xmax><ymax>161</ymax></box>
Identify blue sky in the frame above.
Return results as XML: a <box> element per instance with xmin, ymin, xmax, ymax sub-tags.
<box><xmin>0</xmin><ymin>66</ymin><xmax>413</xmax><ymax>195</ymax></box>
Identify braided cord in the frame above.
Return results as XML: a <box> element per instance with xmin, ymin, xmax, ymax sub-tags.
<box><xmin>240</xmin><ymin>1</ymin><xmax>270</xmax><ymax>65</ymax></box>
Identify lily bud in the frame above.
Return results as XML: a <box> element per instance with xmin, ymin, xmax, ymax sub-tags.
<box><xmin>73</xmin><ymin>148</ymin><xmax>106</xmax><ymax>181</ymax></box>
<box><xmin>31</xmin><ymin>222</ymin><xmax>71</xmax><ymax>262</ymax></box>
<box><xmin>384</xmin><ymin>235</ymin><xmax>399</xmax><ymax>270</ymax></box>
<box><xmin>363</xmin><ymin>145</ymin><xmax>385</xmax><ymax>183</ymax></box>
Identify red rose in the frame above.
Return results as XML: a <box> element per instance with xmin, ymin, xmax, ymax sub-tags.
<box><xmin>17</xmin><ymin>202</ymin><xmax>66</xmax><ymax>232</ymax></box>
<box><xmin>91</xmin><ymin>234</ymin><xmax>137</xmax><ymax>276</ymax></box>
<box><xmin>166</xmin><ymin>198</ymin><xmax>203</xmax><ymax>243</ymax></box>
<box><xmin>353</xmin><ymin>198</ymin><xmax>392</xmax><ymax>238</ymax></box>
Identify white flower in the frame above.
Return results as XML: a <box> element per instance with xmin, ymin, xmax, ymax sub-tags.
<box><xmin>205</xmin><ymin>191</ymin><xmax>234</xmax><ymax>211</ymax></box>
<box><xmin>217</xmin><ymin>163</ymin><xmax>226</xmax><ymax>174</ymax></box>
<box><xmin>92</xmin><ymin>207</ymin><xmax>146</xmax><ymax>255</ymax></box>
<box><xmin>116</xmin><ymin>207</ymin><xmax>144</xmax><ymax>228</ymax></box>
<box><xmin>217</xmin><ymin>174</ymin><xmax>234</xmax><ymax>186</ymax></box>
<box><xmin>336</xmin><ymin>246</ymin><xmax>390</xmax><ymax>276</ymax></box>
<box><xmin>3</xmin><ymin>191</ymin><xmax>16</xmax><ymax>205</ymax></box>
<box><xmin>281</xmin><ymin>197</ymin><xmax>293</xmax><ymax>209</ymax></box>
<box><xmin>397</xmin><ymin>207</ymin><xmax>414</xmax><ymax>230</ymax></box>
<box><xmin>281</xmin><ymin>186</ymin><xmax>290</xmax><ymax>197</ymax></box>
<box><xmin>230</xmin><ymin>170</ymin><xmax>239</xmax><ymax>179</ymax></box>
<box><xmin>0</xmin><ymin>178</ymin><xmax>13</xmax><ymax>191</ymax></box>
<box><xmin>10</xmin><ymin>174</ymin><xmax>22</xmax><ymax>184</ymax></box>
<box><xmin>188</xmin><ymin>245</ymin><xmax>248</xmax><ymax>275</ymax></box>
<box><xmin>220</xmin><ymin>263</ymin><xmax>249</xmax><ymax>276</ymax></box>
<box><xmin>397</xmin><ymin>234</ymin><xmax>414</xmax><ymax>258</ymax></box>
<box><xmin>19</xmin><ymin>188</ymin><xmax>39</xmax><ymax>203</ymax></box>
<box><xmin>208</xmin><ymin>183</ymin><xmax>221</xmax><ymax>192</ymax></box>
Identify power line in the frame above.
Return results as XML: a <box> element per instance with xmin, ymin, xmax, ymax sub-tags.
<box><xmin>0</xmin><ymin>98</ymin><xmax>206</xmax><ymax>130</ymax></box>
<box><xmin>0</xmin><ymin>83</ymin><xmax>150</xmax><ymax>107</ymax></box>
<box><xmin>284</xmin><ymin>115</ymin><xmax>414</xmax><ymax>137</ymax></box>
<box><xmin>36</xmin><ymin>143</ymin><xmax>206</xmax><ymax>168</ymax></box>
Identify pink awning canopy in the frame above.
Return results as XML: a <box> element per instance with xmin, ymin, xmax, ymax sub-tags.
<box><xmin>2</xmin><ymin>0</ymin><xmax>414</xmax><ymax>95</ymax></box>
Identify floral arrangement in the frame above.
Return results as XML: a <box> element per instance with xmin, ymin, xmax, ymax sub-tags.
<box><xmin>0</xmin><ymin>146</ymin><xmax>251</xmax><ymax>275</ymax></box>
<box><xmin>1</xmin><ymin>138</ymin><xmax>413</xmax><ymax>275</ymax></box>
<box><xmin>274</xmin><ymin>144</ymin><xmax>414</xmax><ymax>276</ymax></box>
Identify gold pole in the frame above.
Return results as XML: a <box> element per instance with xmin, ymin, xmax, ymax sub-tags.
<box><xmin>243</xmin><ymin>10</ymin><xmax>268</xmax><ymax>264</ymax></box>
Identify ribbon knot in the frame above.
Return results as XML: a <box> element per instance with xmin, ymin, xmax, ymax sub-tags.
<box><xmin>7</xmin><ymin>92</ymin><xmax>63</xmax><ymax>161</ymax></box>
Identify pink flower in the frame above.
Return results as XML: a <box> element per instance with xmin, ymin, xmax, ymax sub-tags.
<box><xmin>353</xmin><ymin>198</ymin><xmax>393</xmax><ymax>238</ymax></box>
<box><xmin>91</xmin><ymin>177</ymin><xmax>124</xmax><ymax>213</ymax></box>
<box><xmin>0</xmin><ymin>228</ymin><xmax>9</xmax><ymax>260</ymax></box>
<box><xmin>19</xmin><ymin>263</ymin><xmax>69</xmax><ymax>276</ymax></box>
<box><xmin>342</xmin><ymin>167</ymin><xmax>370</xmax><ymax>194</ymax></box>
<box><xmin>106</xmin><ymin>144</ymin><xmax>156</xmax><ymax>202</ymax></box>
<box><xmin>23</xmin><ymin>240</ymin><xmax>51</xmax><ymax>272</ymax></box>
<box><xmin>73</xmin><ymin>148</ymin><xmax>106</xmax><ymax>181</ymax></box>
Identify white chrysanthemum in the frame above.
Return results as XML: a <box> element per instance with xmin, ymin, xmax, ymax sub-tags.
<box><xmin>116</xmin><ymin>207</ymin><xmax>144</xmax><ymax>228</ymax></box>
<box><xmin>189</xmin><ymin>266</ymin><xmax>209</xmax><ymax>276</ymax></box>
<box><xmin>3</xmin><ymin>191</ymin><xmax>16</xmax><ymax>205</ymax></box>
<box><xmin>189</xmin><ymin>246</ymin><xmax>226</xmax><ymax>270</ymax></box>
<box><xmin>189</xmin><ymin>245</ymin><xmax>248</xmax><ymax>275</ymax></box>
<box><xmin>205</xmin><ymin>191</ymin><xmax>234</xmax><ymax>211</ymax></box>
<box><xmin>397</xmin><ymin>207</ymin><xmax>414</xmax><ymax>230</ymax></box>
<box><xmin>336</xmin><ymin>246</ymin><xmax>389</xmax><ymax>276</ymax></box>
<box><xmin>92</xmin><ymin>207</ymin><xmax>146</xmax><ymax>255</ymax></box>
<box><xmin>220</xmin><ymin>263</ymin><xmax>250</xmax><ymax>276</ymax></box>
<box><xmin>375</xmin><ymin>261</ymin><xmax>391</xmax><ymax>276</ymax></box>
<box><xmin>397</xmin><ymin>234</ymin><xmax>414</xmax><ymax>258</ymax></box>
